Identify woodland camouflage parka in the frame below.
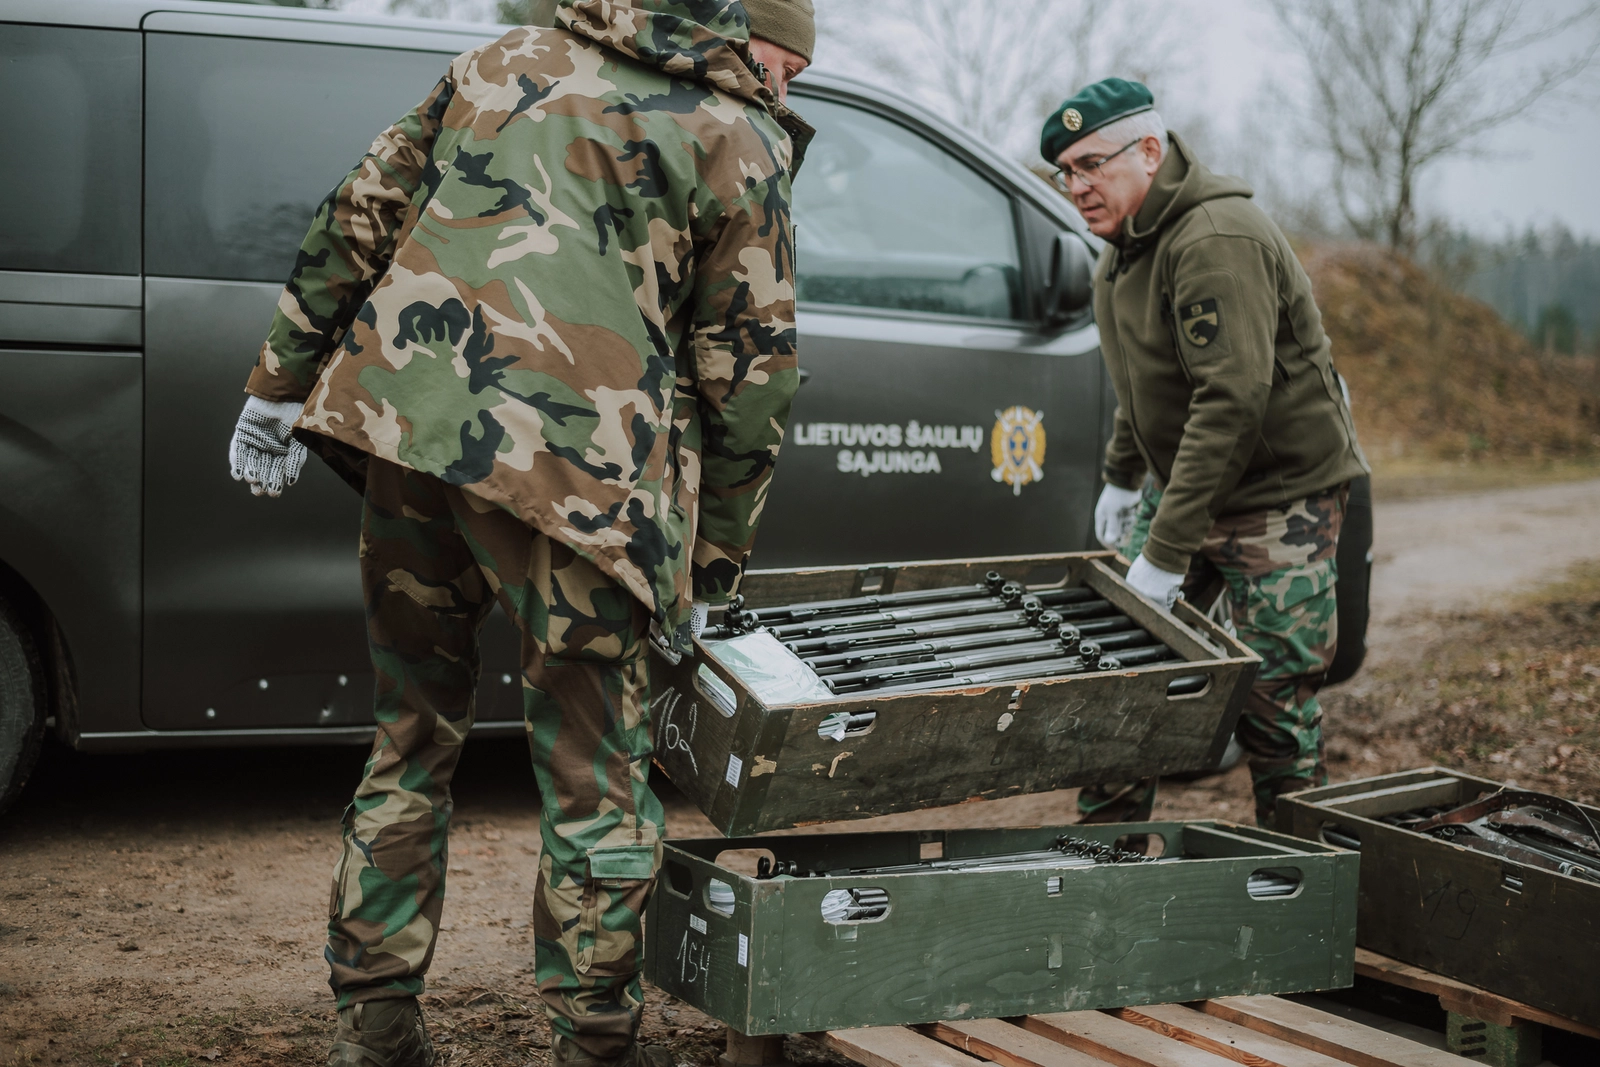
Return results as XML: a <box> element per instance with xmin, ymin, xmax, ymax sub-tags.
<box><xmin>244</xmin><ymin>0</ymin><xmax>805</xmax><ymax>652</ymax></box>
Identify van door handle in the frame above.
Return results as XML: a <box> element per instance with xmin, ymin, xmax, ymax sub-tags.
<box><xmin>797</xmin><ymin>368</ymin><xmax>812</xmax><ymax>387</ymax></box>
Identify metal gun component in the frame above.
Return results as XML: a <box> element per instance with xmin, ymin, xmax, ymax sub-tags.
<box><xmin>769</xmin><ymin>590</ymin><xmax>1116</xmax><ymax>642</ymax></box>
<box><xmin>865</xmin><ymin>653</ymin><xmax>1099</xmax><ymax>695</ymax></box>
<box><xmin>739</xmin><ymin>571</ymin><xmax>1010</xmax><ymax>629</ymax></box>
<box><xmin>823</xmin><ymin>638</ymin><xmax>1077</xmax><ymax>693</ymax></box>
<box><xmin>1073</xmin><ymin>629</ymin><xmax>1150</xmax><ymax>654</ymax></box>
<box><xmin>785</xmin><ymin>610</ymin><xmax>1044</xmax><ymax>655</ymax></box>
<box><xmin>755</xmin><ymin>834</ymin><xmax>1159</xmax><ymax>882</ymax></box>
<box><xmin>1096</xmin><ymin>646</ymin><xmax>1182</xmax><ymax>671</ymax></box>
<box><xmin>760</xmin><ymin>582</ymin><xmax>1030</xmax><ymax>639</ymax></box>
<box><xmin>804</xmin><ymin>625</ymin><xmax>1065</xmax><ymax>675</ymax></box>
<box><xmin>1486</xmin><ymin>807</ymin><xmax>1600</xmax><ymax>854</ymax></box>
<box><xmin>1414</xmin><ymin>789</ymin><xmax>1600</xmax><ymax>855</ymax></box>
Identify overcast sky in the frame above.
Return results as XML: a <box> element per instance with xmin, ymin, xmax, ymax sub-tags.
<box><xmin>1178</xmin><ymin>2</ymin><xmax>1600</xmax><ymax>238</ymax></box>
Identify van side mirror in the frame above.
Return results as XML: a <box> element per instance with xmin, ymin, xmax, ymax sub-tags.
<box><xmin>1042</xmin><ymin>232</ymin><xmax>1093</xmax><ymax>330</ymax></box>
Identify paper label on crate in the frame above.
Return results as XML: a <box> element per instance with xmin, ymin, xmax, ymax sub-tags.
<box><xmin>725</xmin><ymin>754</ymin><xmax>743</xmax><ymax>787</ymax></box>
<box><xmin>689</xmin><ymin>914</ymin><xmax>707</xmax><ymax>934</ymax></box>
<box><xmin>738</xmin><ymin>933</ymin><xmax>749</xmax><ymax>967</ymax></box>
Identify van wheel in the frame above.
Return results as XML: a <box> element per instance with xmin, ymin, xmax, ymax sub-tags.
<box><xmin>0</xmin><ymin>596</ymin><xmax>47</xmax><ymax>816</ymax></box>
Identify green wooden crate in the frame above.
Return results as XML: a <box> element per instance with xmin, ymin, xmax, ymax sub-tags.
<box><xmin>643</xmin><ymin>821</ymin><xmax>1356</xmax><ymax>1034</ymax></box>
<box><xmin>649</xmin><ymin>552</ymin><xmax>1259</xmax><ymax>836</ymax></box>
<box><xmin>1278</xmin><ymin>768</ymin><xmax>1600</xmax><ymax>1026</ymax></box>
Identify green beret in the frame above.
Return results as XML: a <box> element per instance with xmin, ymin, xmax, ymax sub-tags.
<box><xmin>1040</xmin><ymin>77</ymin><xmax>1155</xmax><ymax>164</ymax></box>
<box><xmin>742</xmin><ymin>0</ymin><xmax>816</xmax><ymax>63</ymax></box>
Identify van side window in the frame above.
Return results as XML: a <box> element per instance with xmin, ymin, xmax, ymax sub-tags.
<box><xmin>793</xmin><ymin>98</ymin><xmax>1022</xmax><ymax>321</ymax></box>
<box><xmin>144</xmin><ymin>34</ymin><xmax>446</xmax><ymax>284</ymax></box>
<box><xmin>0</xmin><ymin>26</ymin><xmax>140</xmax><ymax>275</ymax></box>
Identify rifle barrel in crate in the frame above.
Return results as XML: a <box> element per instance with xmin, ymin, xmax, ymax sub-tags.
<box><xmin>1278</xmin><ymin>767</ymin><xmax>1600</xmax><ymax>1026</ymax></box>
<box><xmin>649</xmin><ymin>552</ymin><xmax>1259</xmax><ymax>836</ymax></box>
<box><xmin>644</xmin><ymin>821</ymin><xmax>1356</xmax><ymax>1034</ymax></box>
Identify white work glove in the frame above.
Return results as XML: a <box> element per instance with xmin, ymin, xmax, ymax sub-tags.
<box><xmin>690</xmin><ymin>600</ymin><xmax>710</xmax><ymax>639</ymax></box>
<box><xmin>228</xmin><ymin>395</ymin><xmax>308</xmax><ymax>498</ymax></box>
<box><xmin>1126</xmin><ymin>554</ymin><xmax>1185</xmax><ymax>610</ymax></box>
<box><xmin>1094</xmin><ymin>483</ymin><xmax>1143</xmax><ymax>549</ymax></box>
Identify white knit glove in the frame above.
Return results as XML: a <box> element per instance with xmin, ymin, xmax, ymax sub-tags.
<box><xmin>229</xmin><ymin>395</ymin><xmax>308</xmax><ymax>498</ymax></box>
<box><xmin>1094</xmin><ymin>483</ymin><xmax>1143</xmax><ymax>549</ymax></box>
<box><xmin>690</xmin><ymin>600</ymin><xmax>710</xmax><ymax>639</ymax></box>
<box><xmin>1126</xmin><ymin>554</ymin><xmax>1185</xmax><ymax>610</ymax></box>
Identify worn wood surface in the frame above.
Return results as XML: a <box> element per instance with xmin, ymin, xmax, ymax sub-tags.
<box><xmin>1021</xmin><ymin>1012</ymin><xmax>1224</xmax><ymax>1067</ymax></box>
<box><xmin>645</xmin><ymin>823</ymin><xmax>1354</xmax><ymax>1036</ymax></box>
<box><xmin>824</xmin><ymin>998</ymin><xmax>1476</xmax><ymax>1067</ymax></box>
<box><xmin>1198</xmin><ymin>996</ymin><xmax>1469</xmax><ymax>1067</ymax></box>
<box><xmin>1111</xmin><ymin>1005</ymin><xmax>1348</xmax><ymax>1067</ymax></box>
<box><xmin>824</xmin><ymin>1027</ymin><xmax>990</xmax><ymax>1067</ymax></box>
<box><xmin>1354</xmin><ymin>949</ymin><xmax>1600</xmax><ymax>1038</ymax></box>
<box><xmin>1279</xmin><ymin>770</ymin><xmax>1600</xmax><ymax>1029</ymax></box>
<box><xmin>922</xmin><ymin>1019</ymin><xmax>1108</xmax><ymax>1067</ymax></box>
<box><xmin>650</xmin><ymin>552</ymin><xmax>1258</xmax><ymax>836</ymax></box>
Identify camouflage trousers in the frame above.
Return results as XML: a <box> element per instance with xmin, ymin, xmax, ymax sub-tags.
<box><xmin>327</xmin><ymin>459</ymin><xmax>664</xmax><ymax>1060</ymax></box>
<box><xmin>1079</xmin><ymin>484</ymin><xmax>1347</xmax><ymax>827</ymax></box>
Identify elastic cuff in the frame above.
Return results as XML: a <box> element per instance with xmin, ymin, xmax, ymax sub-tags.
<box><xmin>1102</xmin><ymin>467</ymin><xmax>1143</xmax><ymax>491</ymax></box>
<box><xmin>1140</xmin><ymin>535</ymin><xmax>1193</xmax><ymax>575</ymax></box>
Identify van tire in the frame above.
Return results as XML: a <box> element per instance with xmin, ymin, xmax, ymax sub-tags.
<box><xmin>0</xmin><ymin>595</ymin><xmax>47</xmax><ymax>817</ymax></box>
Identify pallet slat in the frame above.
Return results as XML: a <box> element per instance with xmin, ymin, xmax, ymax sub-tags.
<box><xmin>1113</xmin><ymin>1005</ymin><xmax>1350</xmax><ymax>1067</ymax></box>
<box><xmin>1199</xmin><ymin>996</ymin><xmax>1471</xmax><ymax>1067</ymax></box>
<box><xmin>923</xmin><ymin>1019</ymin><xmax>1108</xmax><ymax>1067</ymax></box>
<box><xmin>1353</xmin><ymin>948</ymin><xmax>1600</xmax><ymax>1038</ymax></box>
<box><xmin>1021</xmin><ymin>1011</ymin><xmax>1230</xmax><ymax>1067</ymax></box>
<box><xmin>825</xmin><ymin>1027</ymin><xmax>991</xmax><ymax>1067</ymax></box>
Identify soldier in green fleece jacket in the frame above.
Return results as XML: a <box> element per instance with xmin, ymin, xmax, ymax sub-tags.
<box><xmin>1040</xmin><ymin>79</ymin><xmax>1369</xmax><ymax>828</ymax></box>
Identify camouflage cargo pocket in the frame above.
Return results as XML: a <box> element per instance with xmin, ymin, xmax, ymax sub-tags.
<box><xmin>577</xmin><ymin>844</ymin><xmax>659</xmax><ymax>976</ymax></box>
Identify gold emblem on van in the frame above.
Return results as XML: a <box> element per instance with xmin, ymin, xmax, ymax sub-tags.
<box><xmin>1062</xmin><ymin>108</ymin><xmax>1083</xmax><ymax>132</ymax></box>
<box><xmin>990</xmin><ymin>406</ymin><xmax>1046</xmax><ymax>496</ymax></box>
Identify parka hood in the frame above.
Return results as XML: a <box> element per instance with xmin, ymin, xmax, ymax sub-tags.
<box><xmin>1120</xmin><ymin>132</ymin><xmax>1254</xmax><ymax>248</ymax></box>
<box><xmin>558</xmin><ymin>0</ymin><xmax>775</xmax><ymax>107</ymax></box>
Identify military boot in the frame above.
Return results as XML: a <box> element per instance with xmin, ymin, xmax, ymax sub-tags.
<box><xmin>328</xmin><ymin>997</ymin><xmax>436</xmax><ymax>1067</ymax></box>
<box><xmin>552</xmin><ymin>1034</ymin><xmax>673</xmax><ymax>1067</ymax></box>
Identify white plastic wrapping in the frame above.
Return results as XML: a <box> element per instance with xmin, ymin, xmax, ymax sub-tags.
<box><xmin>703</xmin><ymin>630</ymin><xmax>835</xmax><ymax>705</ymax></box>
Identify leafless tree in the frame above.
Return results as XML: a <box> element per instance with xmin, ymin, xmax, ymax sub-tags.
<box><xmin>1270</xmin><ymin>0</ymin><xmax>1599</xmax><ymax>253</ymax></box>
<box><xmin>814</xmin><ymin>0</ymin><xmax>1179</xmax><ymax>163</ymax></box>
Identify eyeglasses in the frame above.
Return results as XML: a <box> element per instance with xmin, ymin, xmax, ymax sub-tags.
<box><xmin>1048</xmin><ymin>138</ymin><xmax>1143</xmax><ymax>192</ymax></box>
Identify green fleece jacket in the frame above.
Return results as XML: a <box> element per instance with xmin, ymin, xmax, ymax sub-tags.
<box><xmin>1095</xmin><ymin>133</ymin><xmax>1369</xmax><ymax>574</ymax></box>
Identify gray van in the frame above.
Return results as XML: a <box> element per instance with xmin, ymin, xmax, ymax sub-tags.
<box><xmin>0</xmin><ymin>0</ymin><xmax>1371</xmax><ymax>811</ymax></box>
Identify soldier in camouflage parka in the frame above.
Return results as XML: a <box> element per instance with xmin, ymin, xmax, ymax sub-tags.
<box><xmin>244</xmin><ymin>0</ymin><xmax>805</xmax><ymax>654</ymax></box>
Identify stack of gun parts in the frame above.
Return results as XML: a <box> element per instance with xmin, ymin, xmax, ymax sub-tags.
<box><xmin>1337</xmin><ymin>789</ymin><xmax>1600</xmax><ymax>884</ymax></box>
<box><xmin>708</xmin><ymin>571</ymin><xmax>1191</xmax><ymax>695</ymax></box>
<box><xmin>750</xmin><ymin>832</ymin><xmax>1299</xmax><ymax>904</ymax></box>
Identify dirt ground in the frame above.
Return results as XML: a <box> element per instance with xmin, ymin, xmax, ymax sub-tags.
<box><xmin>4</xmin><ymin>479</ymin><xmax>1599</xmax><ymax>1066</ymax></box>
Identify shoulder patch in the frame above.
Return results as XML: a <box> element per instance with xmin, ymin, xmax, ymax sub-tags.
<box><xmin>1179</xmin><ymin>298</ymin><xmax>1219</xmax><ymax>347</ymax></box>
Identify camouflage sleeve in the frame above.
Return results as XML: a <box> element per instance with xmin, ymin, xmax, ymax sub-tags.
<box><xmin>688</xmin><ymin>156</ymin><xmax>800</xmax><ymax>604</ymax></box>
<box><xmin>244</xmin><ymin>75</ymin><xmax>455</xmax><ymax>402</ymax></box>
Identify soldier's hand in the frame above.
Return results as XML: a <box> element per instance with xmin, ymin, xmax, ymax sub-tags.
<box><xmin>1125</xmin><ymin>554</ymin><xmax>1184</xmax><ymax>610</ymax></box>
<box><xmin>1094</xmin><ymin>484</ymin><xmax>1143</xmax><ymax>549</ymax></box>
<box><xmin>690</xmin><ymin>600</ymin><xmax>710</xmax><ymax>639</ymax></box>
<box><xmin>229</xmin><ymin>395</ymin><xmax>308</xmax><ymax>498</ymax></box>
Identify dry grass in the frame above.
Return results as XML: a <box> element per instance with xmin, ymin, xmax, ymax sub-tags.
<box><xmin>1302</xmin><ymin>243</ymin><xmax>1600</xmax><ymax>476</ymax></box>
<box><xmin>1320</xmin><ymin>561</ymin><xmax>1600</xmax><ymax>803</ymax></box>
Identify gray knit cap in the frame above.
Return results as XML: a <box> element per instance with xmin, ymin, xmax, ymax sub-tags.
<box><xmin>742</xmin><ymin>0</ymin><xmax>815</xmax><ymax>63</ymax></box>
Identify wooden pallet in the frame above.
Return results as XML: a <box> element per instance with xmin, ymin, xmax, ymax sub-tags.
<box><xmin>1354</xmin><ymin>948</ymin><xmax>1600</xmax><ymax>1039</ymax></box>
<box><xmin>820</xmin><ymin>997</ymin><xmax>1468</xmax><ymax>1067</ymax></box>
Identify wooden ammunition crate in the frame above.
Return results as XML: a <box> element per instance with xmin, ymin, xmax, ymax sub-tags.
<box><xmin>648</xmin><ymin>552</ymin><xmax>1259</xmax><ymax>836</ymax></box>
<box><xmin>644</xmin><ymin>821</ymin><xmax>1357</xmax><ymax>1035</ymax></box>
<box><xmin>1278</xmin><ymin>767</ymin><xmax>1600</xmax><ymax>1026</ymax></box>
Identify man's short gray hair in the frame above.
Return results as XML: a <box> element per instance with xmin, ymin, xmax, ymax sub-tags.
<box><xmin>1096</xmin><ymin>110</ymin><xmax>1168</xmax><ymax>158</ymax></box>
